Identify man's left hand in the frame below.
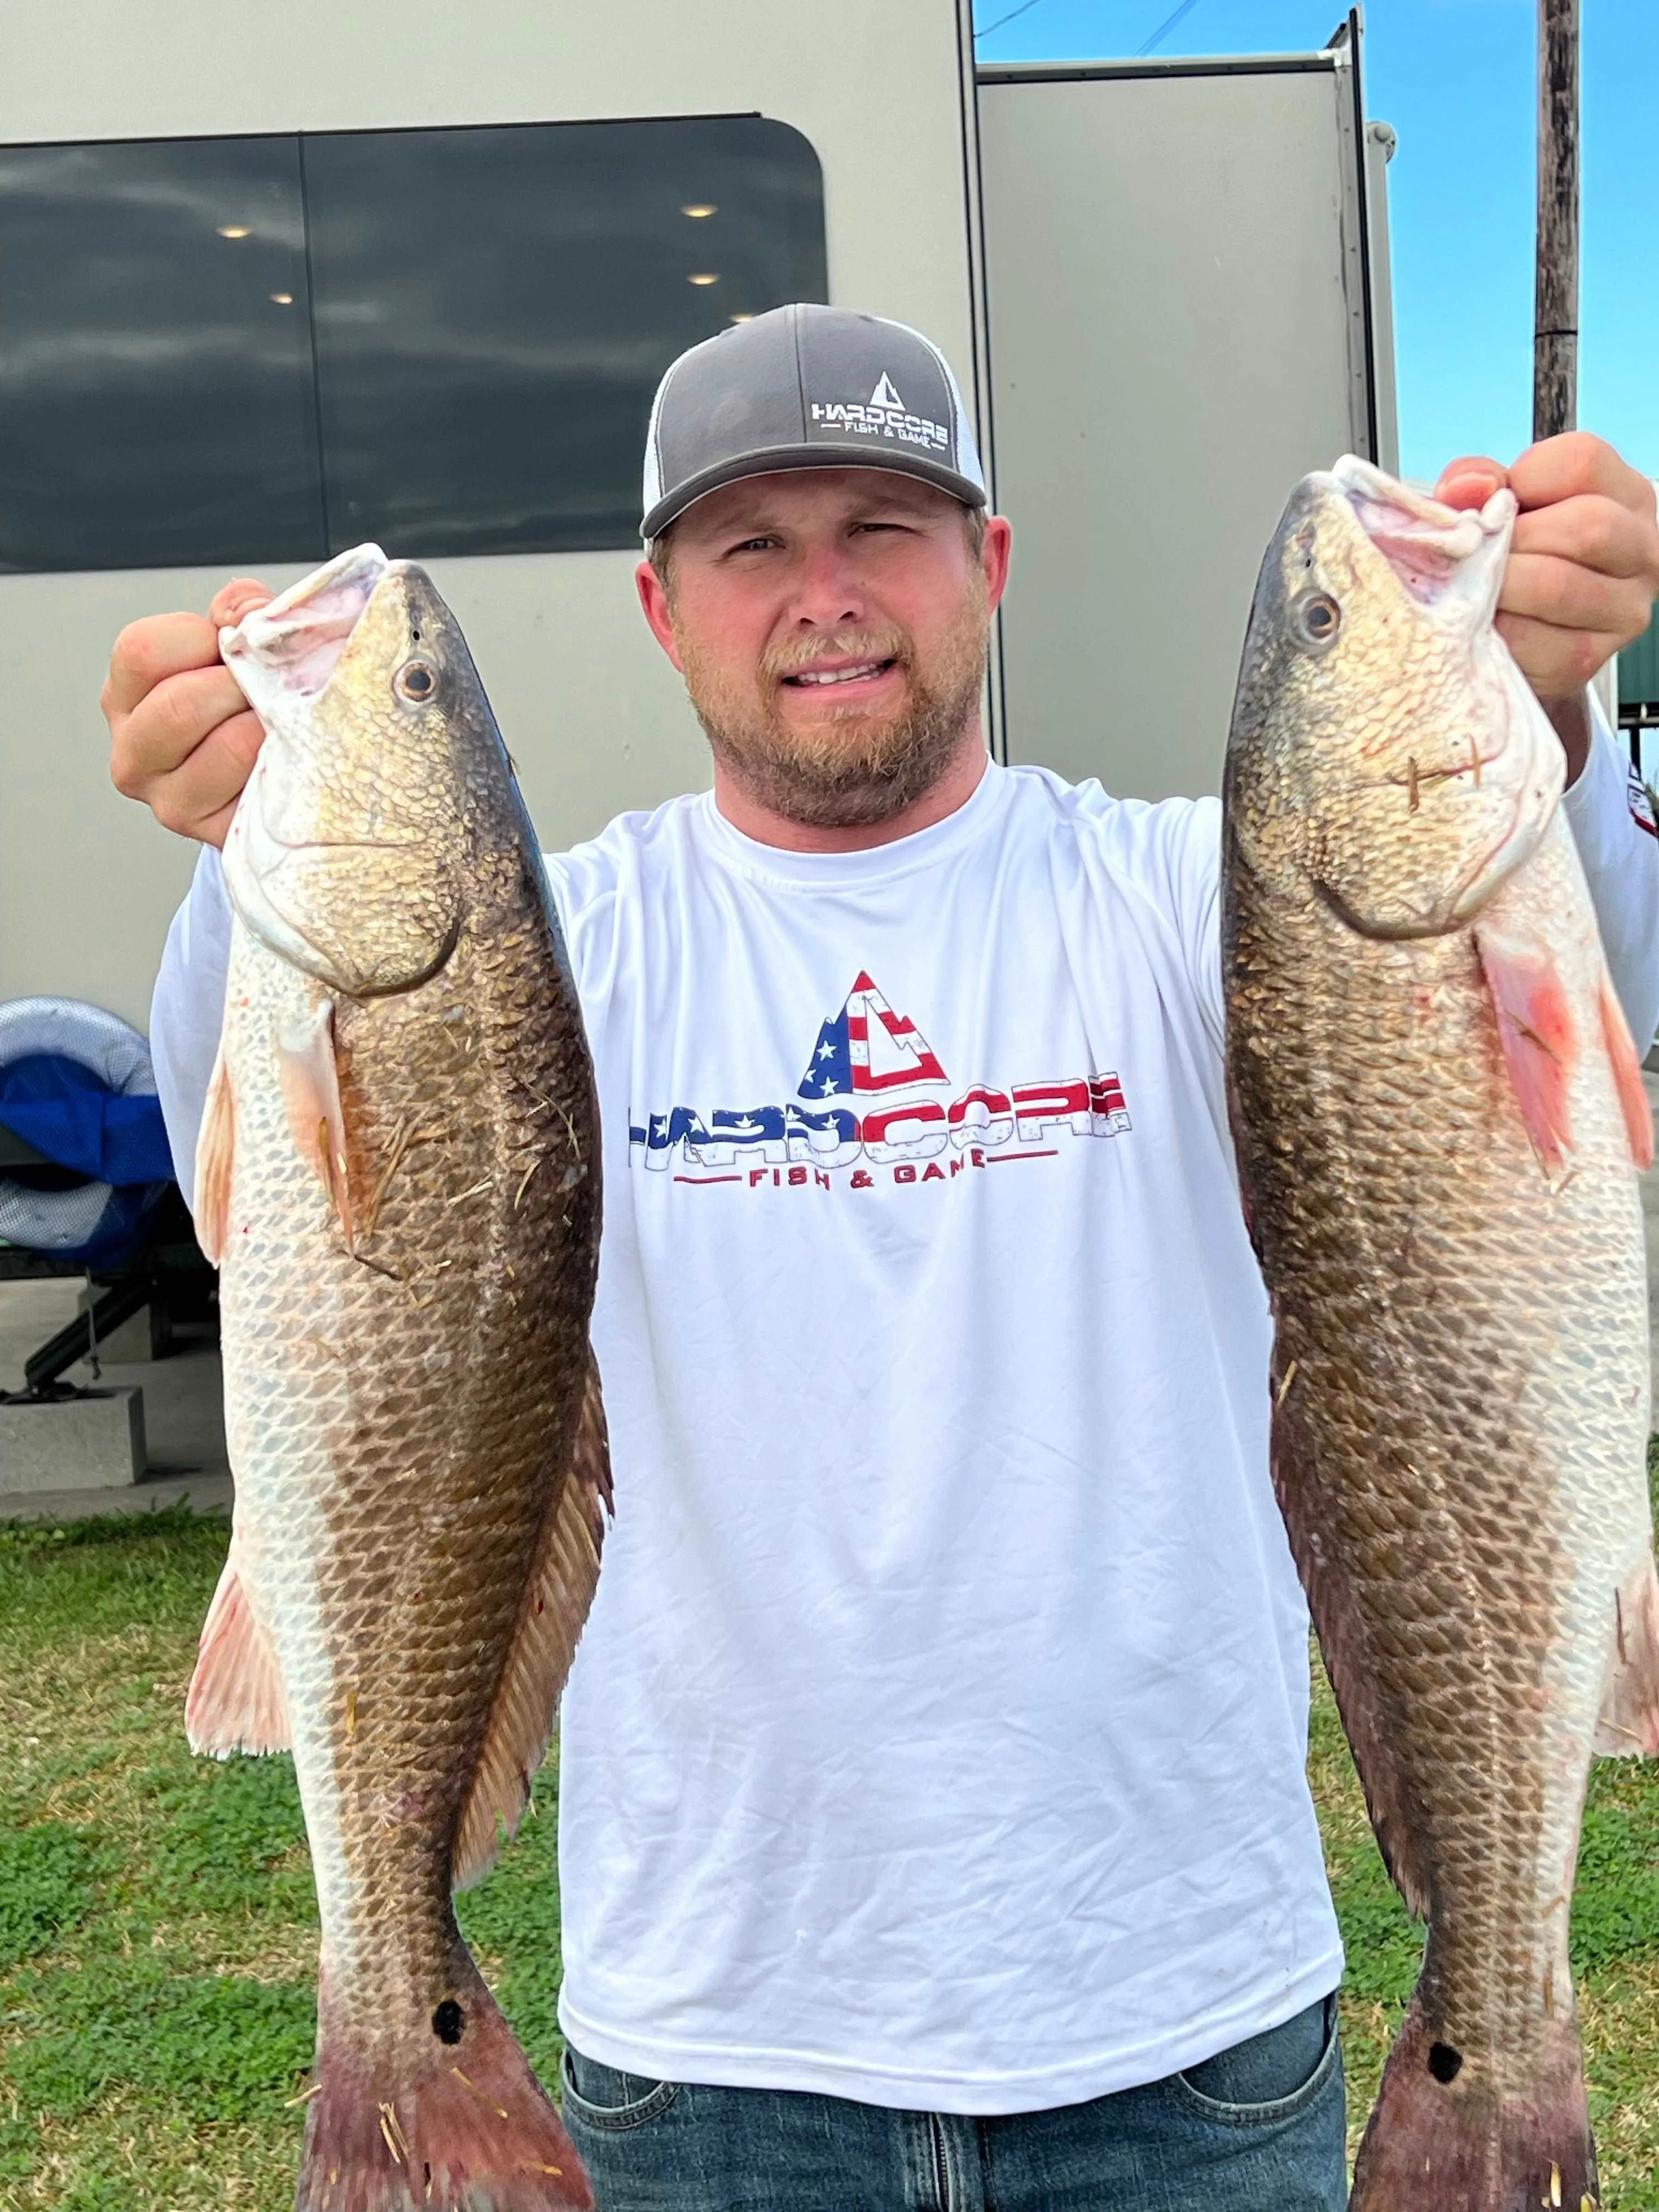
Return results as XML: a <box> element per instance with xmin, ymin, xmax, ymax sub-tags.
<box><xmin>1434</xmin><ymin>434</ymin><xmax>1659</xmax><ymax>780</ymax></box>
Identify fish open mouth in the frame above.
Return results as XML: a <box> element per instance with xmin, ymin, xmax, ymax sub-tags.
<box><xmin>221</xmin><ymin>543</ymin><xmax>390</xmax><ymax>730</ymax></box>
<box><xmin>1328</xmin><ymin>456</ymin><xmax>1513</xmax><ymax>627</ymax></box>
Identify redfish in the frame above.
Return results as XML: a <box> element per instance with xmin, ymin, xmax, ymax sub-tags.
<box><xmin>186</xmin><ymin>545</ymin><xmax>605</xmax><ymax>2210</ymax></box>
<box><xmin>1224</xmin><ymin>459</ymin><xmax>1657</xmax><ymax>2212</ymax></box>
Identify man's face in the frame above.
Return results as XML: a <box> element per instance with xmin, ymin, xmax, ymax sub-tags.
<box><xmin>636</xmin><ymin>470</ymin><xmax>1010</xmax><ymax>830</ymax></box>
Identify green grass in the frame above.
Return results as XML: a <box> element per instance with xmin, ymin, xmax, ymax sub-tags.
<box><xmin>4</xmin><ymin>1488</ymin><xmax>1659</xmax><ymax>2206</ymax></box>
<box><xmin>0</xmin><ymin>1506</ymin><xmax>562</xmax><ymax>2209</ymax></box>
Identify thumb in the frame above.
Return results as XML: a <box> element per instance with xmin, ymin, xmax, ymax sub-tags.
<box><xmin>208</xmin><ymin>576</ymin><xmax>275</xmax><ymax>631</ymax></box>
<box><xmin>1434</xmin><ymin>455</ymin><xmax>1509</xmax><ymax>512</ymax></box>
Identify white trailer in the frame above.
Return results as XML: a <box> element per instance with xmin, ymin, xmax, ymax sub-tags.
<box><xmin>0</xmin><ymin>0</ymin><xmax>1395</xmax><ymax>1030</ymax></box>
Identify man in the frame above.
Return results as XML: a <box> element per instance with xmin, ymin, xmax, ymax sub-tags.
<box><xmin>107</xmin><ymin>303</ymin><xmax>1659</xmax><ymax>2211</ymax></box>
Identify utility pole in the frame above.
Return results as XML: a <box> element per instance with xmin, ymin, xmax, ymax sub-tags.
<box><xmin>1533</xmin><ymin>0</ymin><xmax>1580</xmax><ymax>440</ymax></box>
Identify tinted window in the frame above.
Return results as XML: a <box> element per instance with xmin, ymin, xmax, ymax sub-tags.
<box><xmin>0</xmin><ymin>117</ymin><xmax>827</xmax><ymax>573</ymax></box>
<box><xmin>0</xmin><ymin>137</ymin><xmax>323</xmax><ymax>573</ymax></box>
<box><xmin>304</xmin><ymin>117</ymin><xmax>827</xmax><ymax>557</ymax></box>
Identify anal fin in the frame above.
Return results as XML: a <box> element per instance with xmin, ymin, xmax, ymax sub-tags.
<box><xmin>1474</xmin><ymin>923</ymin><xmax>1576</xmax><ymax>1179</ymax></box>
<box><xmin>453</xmin><ymin>1353</ymin><xmax>612</xmax><ymax>1890</ymax></box>
<box><xmin>185</xmin><ymin>1538</ymin><xmax>291</xmax><ymax>1757</ymax></box>
<box><xmin>1595</xmin><ymin>1554</ymin><xmax>1659</xmax><ymax>1758</ymax></box>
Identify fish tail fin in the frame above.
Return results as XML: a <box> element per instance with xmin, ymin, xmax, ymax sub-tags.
<box><xmin>1351</xmin><ymin>1994</ymin><xmax>1598</xmax><ymax>2211</ymax></box>
<box><xmin>297</xmin><ymin>1962</ymin><xmax>591</xmax><ymax>2210</ymax></box>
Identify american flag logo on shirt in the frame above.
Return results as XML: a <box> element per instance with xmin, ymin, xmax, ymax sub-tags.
<box><xmin>629</xmin><ymin>967</ymin><xmax>1132</xmax><ymax>1184</ymax></box>
<box><xmin>798</xmin><ymin>972</ymin><xmax>949</xmax><ymax>1097</ymax></box>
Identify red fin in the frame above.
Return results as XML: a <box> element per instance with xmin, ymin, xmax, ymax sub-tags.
<box><xmin>1351</xmin><ymin>1993</ymin><xmax>1598</xmax><ymax>2211</ymax></box>
<box><xmin>193</xmin><ymin>1049</ymin><xmax>235</xmax><ymax>1265</ymax></box>
<box><xmin>1595</xmin><ymin>1555</ymin><xmax>1659</xmax><ymax>1757</ymax></box>
<box><xmin>278</xmin><ymin>1001</ymin><xmax>354</xmax><ymax>1248</ymax></box>
<box><xmin>185</xmin><ymin>1542</ymin><xmax>291</xmax><ymax>1757</ymax></box>
<box><xmin>1599</xmin><ymin>975</ymin><xmax>1654</xmax><ymax>1170</ymax></box>
<box><xmin>300</xmin><ymin>1957</ymin><xmax>592</xmax><ymax>2210</ymax></box>
<box><xmin>454</xmin><ymin>1353</ymin><xmax>611</xmax><ymax>1891</ymax></box>
<box><xmin>1475</xmin><ymin>925</ymin><xmax>1576</xmax><ymax>1177</ymax></box>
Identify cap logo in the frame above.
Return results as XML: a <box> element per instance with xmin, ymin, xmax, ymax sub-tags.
<box><xmin>810</xmin><ymin>368</ymin><xmax>950</xmax><ymax>455</ymax></box>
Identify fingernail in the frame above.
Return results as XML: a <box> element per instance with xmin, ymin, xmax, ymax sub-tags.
<box><xmin>1437</xmin><ymin>472</ymin><xmax>1503</xmax><ymax>510</ymax></box>
<box><xmin>215</xmin><ymin>580</ymin><xmax>274</xmax><ymax>625</ymax></box>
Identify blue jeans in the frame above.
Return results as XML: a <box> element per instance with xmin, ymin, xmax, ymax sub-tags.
<box><xmin>561</xmin><ymin>1993</ymin><xmax>1345</xmax><ymax>2210</ymax></box>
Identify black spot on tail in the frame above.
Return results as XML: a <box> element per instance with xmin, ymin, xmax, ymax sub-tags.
<box><xmin>432</xmin><ymin>1999</ymin><xmax>465</xmax><ymax>2045</ymax></box>
<box><xmin>1428</xmin><ymin>2041</ymin><xmax>1463</xmax><ymax>2083</ymax></box>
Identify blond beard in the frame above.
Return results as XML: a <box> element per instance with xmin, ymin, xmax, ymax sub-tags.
<box><xmin>677</xmin><ymin>584</ymin><xmax>990</xmax><ymax>831</ymax></box>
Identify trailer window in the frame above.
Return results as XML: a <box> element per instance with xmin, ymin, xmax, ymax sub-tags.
<box><xmin>0</xmin><ymin>116</ymin><xmax>827</xmax><ymax>574</ymax></box>
<box><xmin>0</xmin><ymin>137</ymin><xmax>324</xmax><ymax>574</ymax></box>
<box><xmin>306</xmin><ymin>118</ymin><xmax>827</xmax><ymax>559</ymax></box>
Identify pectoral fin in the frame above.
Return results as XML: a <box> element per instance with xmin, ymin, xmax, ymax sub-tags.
<box><xmin>1474</xmin><ymin>925</ymin><xmax>1575</xmax><ymax>1178</ymax></box>
<box><xmin>278</xmin><ymin>1001</ymin><xmax>354</xmax><ymax>1248</ymax></box>
<box><xmin>193</xmin><ymin>1048</ymin><xmax>236</xmax><ymax>1265</ymax></box>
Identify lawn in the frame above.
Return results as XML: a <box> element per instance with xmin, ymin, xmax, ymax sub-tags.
<box><xmin>0</xmin><ymin>1506</ymin><xmax>561</xmax><ymax>2210</ymax></box>
<box><xmin>3</xmin><ymin>1494</ymin><xmax>1659</xmax><ymax>2209</ymax></box>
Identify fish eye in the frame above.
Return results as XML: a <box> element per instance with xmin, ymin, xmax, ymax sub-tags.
<box><xmin>394</xmin><ymin>658</ymin><xmax>438</xmax><ymax>704</ymax></box>
<box><xmin>1290</xmin><ymin>590</ymin><xmax>1342</xmax><ymax>650</ymax></box>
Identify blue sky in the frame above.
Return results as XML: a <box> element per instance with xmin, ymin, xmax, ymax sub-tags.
<box><xmin>972</xmin><ymin>0</ymin><xmax>1657</xmax><ymax>483</ymax></box>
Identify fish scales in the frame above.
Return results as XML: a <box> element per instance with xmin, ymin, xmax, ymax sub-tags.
<box><xmin>1233</xmin><ymin>837</ymin><xmax>1642</xmax><ymax>2002</ymax></box>
<box><xmin>188</xmin><ymin>546</ymin><xmax>603</xmax><ymax>2211</ymax></box>
<box><xmin>1222</xmin><ymin>459</ymin><xmax>1658</xmax><ymax>2212</ymax></box>
<box><xmin>222</xmin><ymin>906</ymin><xmax>592</xmax><ymax>2008</ymax></box>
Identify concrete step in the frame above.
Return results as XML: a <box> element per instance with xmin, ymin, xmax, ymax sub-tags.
<box><xmin>0</xmin><ymin>1386</ymin><xmax>145</xmax><ymax>1493</ymax></box>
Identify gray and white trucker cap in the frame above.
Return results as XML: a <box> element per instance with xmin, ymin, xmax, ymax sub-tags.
<box><xmin>641</xmin><ymin>302</ymin><xmax>986</xmax><ymax>540</ymax></box>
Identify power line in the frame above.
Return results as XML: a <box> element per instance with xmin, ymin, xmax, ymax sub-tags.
<box><xmin>975</xmin><ymin>0</ymin><xmax>1205</xmax><ymax>57</ymax></box>
<box><xmin>1137</xmin><ymin>0</ymin><xmax>1204</xmax><ymax>54</ymax></box>
<box><xmin>975</xmin><ymin>0</ymin><xmax>1050</xmax><ymax>40</ymax></box>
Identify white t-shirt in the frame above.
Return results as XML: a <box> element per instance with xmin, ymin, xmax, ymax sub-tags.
<box><xmin>149</xmin><ymin>713</ymin><xmax>1659</xmax><ymax>2117</ymax></box>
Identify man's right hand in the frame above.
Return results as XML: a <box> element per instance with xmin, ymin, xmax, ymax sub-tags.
<box><xmin>104</xmin><ymin>577</ymin><xmax>275</xmax><ymax>848</ymax></box>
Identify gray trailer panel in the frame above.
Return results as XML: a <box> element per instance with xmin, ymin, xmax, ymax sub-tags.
<box><xmin>978</xmin><ymin>45</ymin><xmax>1393</xmax><ymax>800</ymax></box>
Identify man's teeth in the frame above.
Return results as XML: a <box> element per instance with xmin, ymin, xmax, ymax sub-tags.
<box><xmin>790</xmin><ymin>661</ymin><xmax>889</xmax><ymax>686</ymax></box>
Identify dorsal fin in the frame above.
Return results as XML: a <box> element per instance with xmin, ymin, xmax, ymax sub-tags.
<box><xmin>453</xmin><ymin>1354</ymin><xmax>612</xmax><ymax>1891</ymax></box>
<box><xmin>1271</xmin><ymin>1366</ymin><xmax>1431</xmax><ymax>1918</ymax></box>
